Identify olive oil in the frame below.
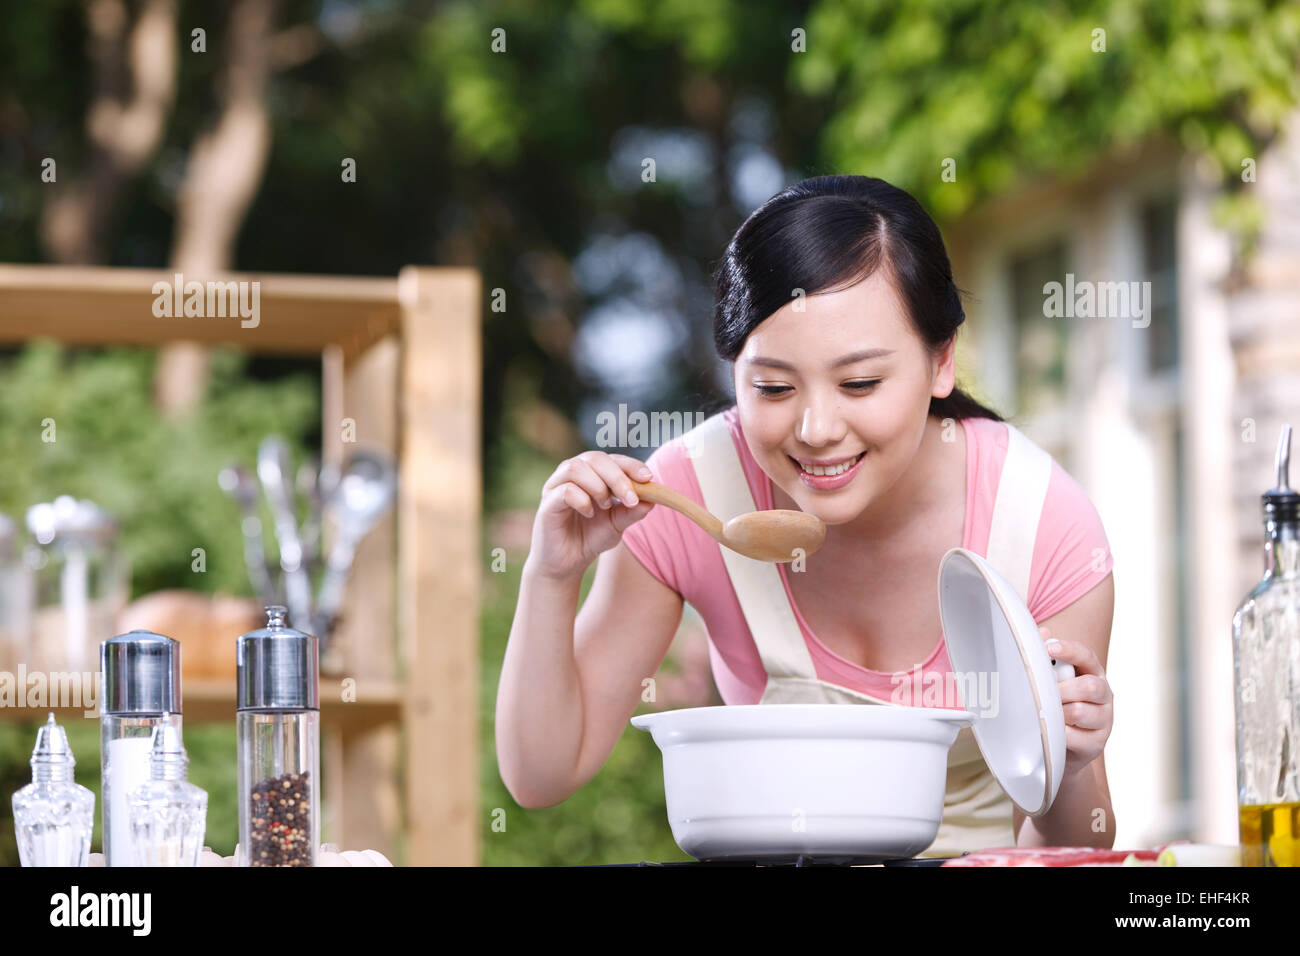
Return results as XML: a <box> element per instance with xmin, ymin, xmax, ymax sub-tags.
<box><xmin>1238</xmin><ymin>802</ymin><xmax>1299</xmax><ymax>867</ymax></box>
<box><xmin>1232</xmin><ymin>427</ymin><xmax>1299</xmax><ymax>867</ymax></box>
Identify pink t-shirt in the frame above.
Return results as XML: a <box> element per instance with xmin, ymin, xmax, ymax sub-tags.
<box><xmin>621</xmin><ymin>406</ymin><xmax>1114</xmax><ymax>706</ymax></box>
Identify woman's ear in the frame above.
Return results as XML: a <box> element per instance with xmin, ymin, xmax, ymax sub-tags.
<box><xmin>931</xmin><ymin>336</ymin><xmax>957</xmax><ymax>399</ymax></box>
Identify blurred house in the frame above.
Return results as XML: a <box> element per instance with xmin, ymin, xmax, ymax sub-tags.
<box><xmin>946</xmin><ymin>109</ymin><xmax>1300</xmax><ymax>848</ymax></box>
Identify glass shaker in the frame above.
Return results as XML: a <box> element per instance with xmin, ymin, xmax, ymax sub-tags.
<box><xmin>101</xmin><ymin>630</ymin><xmax>182</xmax><ymax>867</ymax></box>
<box><xmin>1232</xmin><ymin>424</ymin><xmax>1300</xmax><ymax>867</ymax></box>
<box><xmin>128</xmin><ymin>716</ymin><xmax>208</xmax><ymax>866</ymax></box>
<box><xmin>11</xmin><ymin>714</ymin><xmax>95</xmax><ymax>866</ymax></box>
<box><xmin>237</xmin><ymin>605</ymin><xmax>319</xmax><ymax>867</ymax></box>
<box><xmin>26</xmin><ymin>496</ymin><xmax>128</xmax><ymax>673</ymax></box>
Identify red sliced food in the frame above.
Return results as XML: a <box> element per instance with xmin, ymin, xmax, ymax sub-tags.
<box><xmin>941</xmin><ymin>846</ymin><xmax>1162</xmax><ymax>867</ymax></box>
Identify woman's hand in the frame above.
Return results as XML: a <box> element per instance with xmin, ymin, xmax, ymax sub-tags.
<box><xmin>1040</xmin><ymin>625</ymin><xmax>1113</xmax><ymax>777</ymax></box>
<box><xmin>528</xmin><ymin>450</ymin><xmax>657</xmax><ymax>581</ymax></box>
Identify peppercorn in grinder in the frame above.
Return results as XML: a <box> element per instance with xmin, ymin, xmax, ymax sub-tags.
<box><xmin>236</xmin><ymin>605</ymin><xmax>320</xmax><ymax>866</ymax></box>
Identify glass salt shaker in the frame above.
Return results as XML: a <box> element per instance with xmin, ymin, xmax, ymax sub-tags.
<box><xmin>237</xmin><ymin>605</ymin><xmax>320</xmax><ymax>867</ymax></box>
<box><xmin>12</xmin><ymin>713</ymin><xmax>95</xmax><ymax>866</ymax></box>
<box><xmin>128</xmin><ymin>716</ymin><xmax>208</xmax><ymax>866</ymax></box>
<box><xmin>101</xmin><ymin>630</ymin><xmax>182</xmax><ymax>867</ymax></box>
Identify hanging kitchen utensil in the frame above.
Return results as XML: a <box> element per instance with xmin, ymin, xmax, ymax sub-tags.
<box><xmin>296</xmin><ymin>455</ymin><xmax>324</xmax><ymax>573</ymax></box>
<box><xmin>313</xmin><ymin>449</ymin><xmax>397</xmax><ymax>640</ymax></box>
<box><xmin>219</xmin><ymin>464</ymin><xmax>276</xmax><ymax>605</ymax></box>
<box><xmin>257</xmin><ymin>437</ymin><xmax>313</xmax><ymax>632</ymax></box>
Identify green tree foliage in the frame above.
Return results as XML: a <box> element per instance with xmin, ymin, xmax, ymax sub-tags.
<box><xmin>794</xmin><ymin>0</ymin><xmax>1300</xmax><ymax>220</ymax></box>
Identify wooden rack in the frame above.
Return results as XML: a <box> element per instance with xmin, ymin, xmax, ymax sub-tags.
<box><xmin>0</xmin><ymin>264</ymin><xmax>481</xmax><ymax>866</ymax></box>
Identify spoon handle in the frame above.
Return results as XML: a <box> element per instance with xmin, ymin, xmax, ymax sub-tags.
<box><xmin>629</xmin><ymin>480</ymin><xmax>724</xmax><ymax>540</ymax></box>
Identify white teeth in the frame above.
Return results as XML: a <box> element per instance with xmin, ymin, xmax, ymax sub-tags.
<box><xmin>798</xmin><ymin>453</ymin><xmax>862</xmax><ymax>477</ymax></box>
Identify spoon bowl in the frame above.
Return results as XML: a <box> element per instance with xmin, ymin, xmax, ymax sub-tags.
<box><xmin>721</xmin><ymin>510</ymin><xmax>826</xmax><ymax>562</ymax></box>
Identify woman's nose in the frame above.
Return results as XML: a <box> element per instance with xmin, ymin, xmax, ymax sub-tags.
<box><xmin>796</xmin><ymin>402</ymin><xmax>846</xmax><ymax>447</ymax></box>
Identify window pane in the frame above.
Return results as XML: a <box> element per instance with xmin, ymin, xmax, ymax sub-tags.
<box><xmin>1142</xmin><ymin>198</ymin><xmax>1179</xmax><ymax>373</ymax></box>
<box><xmin>1009</xmin><ymin>242</ymin><xmax>1069</xmax><ymax>416</ymax></box>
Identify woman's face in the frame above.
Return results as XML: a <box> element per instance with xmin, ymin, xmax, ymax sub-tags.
<box><xmin>732</xmin><ymin>268</ymin><xmax>956</xmax><ymax>526</ymax></box>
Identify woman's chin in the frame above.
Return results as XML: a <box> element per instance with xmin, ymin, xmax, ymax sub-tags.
<box><xmin>779</xmin><ymin>486</ymin><xmax>869</xmax><ymax>524</ymax></box>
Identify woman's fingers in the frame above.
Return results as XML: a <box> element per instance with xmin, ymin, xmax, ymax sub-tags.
<box><xmin>578</xmin><ymin>451</ymin><xmax>641</xmax><ymax>507</ymax></box>
<box><xmin>606</xmin><ymin>452</ymin><xmax>655</xmax><ymax>482</ymax></box>
<box><xmin>552</xmin><ymin>483</ymin><xmax>595</xmax><ymax>519</ymax></box>
<box><xmin>544</xmin><ymin>457</ymin><xmax>616</xmax><ymax>509</ymax></box>
<box><xmin>1061</xmin><ymin>701</ymin><xmax>1110</xmax><ymax>730</ymax></box>
<box><xmin>1040</xmin><ymin>631</ymin><xmax>1104</xmax><ymax>679</ymax></box>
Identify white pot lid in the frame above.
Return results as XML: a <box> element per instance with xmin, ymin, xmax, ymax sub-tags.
<box><xmin>936</xmin><ymin>547</ymin><xmax>1071</xmax><ymax>816</ymax></box>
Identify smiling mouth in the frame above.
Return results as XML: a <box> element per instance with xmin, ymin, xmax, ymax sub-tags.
<box><xmin>788</xmin><ymin>451</ymin><xmax>867</xmax><ymax>477</ymax></box>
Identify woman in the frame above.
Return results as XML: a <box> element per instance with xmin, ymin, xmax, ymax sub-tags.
<box><xmin>496</xmin><ymin>175</ymin><xmax>1116</xmax><ymax>856</ymax></box>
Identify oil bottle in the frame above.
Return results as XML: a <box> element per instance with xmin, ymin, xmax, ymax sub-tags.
<box><xmin>1232</xmin><ymin>424</ymin><xmax>1299</xmax><ymax>866</ymax></box>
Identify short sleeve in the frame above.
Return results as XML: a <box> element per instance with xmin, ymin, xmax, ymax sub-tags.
<box><xmin>1027</xmin><ymin>462</ymin><xmax>1115</xmax><ymax>621</ymax></box>
<box><xmin>619</xmin><ymin>438</ymin><xmax>695</xmax><ymax>598</ymax></box>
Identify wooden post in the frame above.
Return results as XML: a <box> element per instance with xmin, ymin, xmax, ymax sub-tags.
<box><xmin>398</xmin><ymin>267</ymin><xmax>481</xmax><ymax>865</ymax></box>
<box><xmin>321</xmin><ymin>336</ymin><xmax>403</xmax><ymax>857</ymax></box>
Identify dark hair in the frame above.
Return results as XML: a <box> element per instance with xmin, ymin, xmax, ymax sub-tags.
<box><xmin>712</xmin><ymin>175</ymin><xmax>1002</xmax><ymax>422</ymax></box>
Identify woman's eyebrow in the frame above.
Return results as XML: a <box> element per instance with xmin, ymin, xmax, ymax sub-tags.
<box><xmin>746</xmin><ymin>348</ymin><xmax>896</xmax><ymax>371</ymax></box>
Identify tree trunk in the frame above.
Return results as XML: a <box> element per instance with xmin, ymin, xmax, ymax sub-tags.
<box><xmin>157</xmin><ymin>0</ymin><xmax>280</xmax><ymax>416</ymax></box>
<box><xmin>40</xmin><ymin>0</ymin><xmax>178</xmax><ymax>264</ymax></box>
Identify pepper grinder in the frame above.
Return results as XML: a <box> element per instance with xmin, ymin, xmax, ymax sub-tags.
<box><xmin>11</xmin><ymin>713</ymin><xmax>95</xmax><ymax>866</ymax></box>
<box><xmin>236</xmin><ymin>605</ymin><xmax>320</xmax><ymax>866</ymax></box>
<box><xmin>100</xmin><ymin>629</ymin><xmax>181</xmax><ymax>867</ymax></box>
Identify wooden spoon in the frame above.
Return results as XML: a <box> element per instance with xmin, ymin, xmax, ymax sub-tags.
<box><xmin>629</xmin><ymin>480</ymin><xmax>826</xmax><ymax>563</ymax></box>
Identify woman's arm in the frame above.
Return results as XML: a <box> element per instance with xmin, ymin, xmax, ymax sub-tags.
<box><xmin>1013</xmin><ymin>571</ymin><xmax>1116</xmax><ymax>847</ymax></box>
<box><xmin>495</xmin><ymin>541</ymin><xmax>683</xmax><ymax>809</ymax></box>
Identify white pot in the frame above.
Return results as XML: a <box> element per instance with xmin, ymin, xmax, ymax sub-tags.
<box><xmin>630</xmin><ymin>548</ymin><xmax>1073</xmax><ymax>862</ymax></box>
<box><xmin>629</xmin><ymin>703</ymin><xmax>975</xmax><ymax>861</ymax></box>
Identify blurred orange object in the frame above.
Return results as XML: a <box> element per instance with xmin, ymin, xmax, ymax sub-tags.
<box><xmin>116</xmin><ymin>590</ymin><xmax>263</xmax><ymax>681</ymax></box>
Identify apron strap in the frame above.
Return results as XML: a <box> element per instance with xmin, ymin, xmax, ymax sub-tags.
<box><xmin>688</xmin><ymin>413</ymin><xmax>820</xmax><ymax>680</ymax></box>
<box><xmin>984</xmin><ymin>422</ymin><xmax>1054</xmax><ymax>603</ymax></box>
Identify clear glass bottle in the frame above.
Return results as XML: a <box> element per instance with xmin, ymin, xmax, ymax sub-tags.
<box><xmin>128</xmin><ymin>716</ymin><xmax>208</xmax><ymax>866</ymax></box>
<box><xmin>0</xmin><ymin>512</ymin><xmax>33</xmax><ymax>674</ymax></box>
<box><xmin>1232</xmin><ymin>424</ymin><xmax>1300</xmax><ymax>867</ymax></box>
<box><xmin>237</xmin><ymin>605</ymin><xmax>319</xmax><ymax>867</ymax></box>
<box><xmin>26</xmin><ymin>496</ymin><xmax>127</xmax><ymax>673</ymax></box>
<box><xmin>11</xmin><ymin>713</ymin><xmax>95</xmax><ymax>866</ymax></box>
<box><xmin>100</xmin><ymin>630</ymin><xmax>182</xmax><ymax>867</ymax></box>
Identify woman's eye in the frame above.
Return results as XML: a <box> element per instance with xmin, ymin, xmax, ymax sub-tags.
<box><xmin>754</xmin><ymin>381</ymin><xmax>880</xmax><ymax>396</ymax></box>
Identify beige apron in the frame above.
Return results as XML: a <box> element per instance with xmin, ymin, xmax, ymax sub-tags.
<box><xmin>684</xmin><ymin>412</ymin><xmax>1053</xmax><ymax>858</ymax></box>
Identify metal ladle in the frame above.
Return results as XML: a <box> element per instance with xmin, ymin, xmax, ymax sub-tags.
<box><xmin>257</xmin><ymin>437</ymin><xmax>313</xmax><ymax>631</ymax></box>
<box><xmin>219</xmin><ymin>464</ymin><xmax>276</xmax><ymax>604</ymax></box>
<box><xmin>313</xmin><ymin>449</ymin><xmax>397</xmax><ymax>638</ymax></box>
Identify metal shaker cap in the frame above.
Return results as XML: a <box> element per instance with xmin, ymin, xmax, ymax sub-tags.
<box><xmin>236</xmin><ymin>605</ymin><xmax>319</xmax><ymax>711</ymax></box>
<box><xmin>101</xmin><ymin>630</ymin><xmax>182</xmax><ymax>715</ymax></box>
